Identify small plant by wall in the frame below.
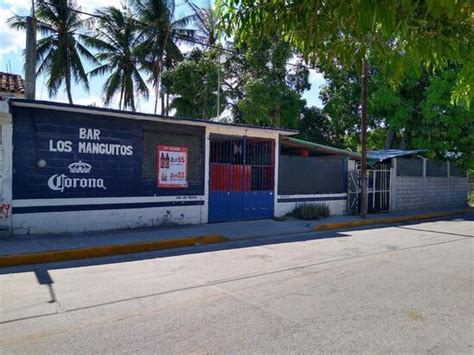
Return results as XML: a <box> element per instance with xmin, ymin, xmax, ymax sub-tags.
<box><xmin>290</xmin><ymin>203</ymin><xmax>330</xmax><ymax>220</ymax></box>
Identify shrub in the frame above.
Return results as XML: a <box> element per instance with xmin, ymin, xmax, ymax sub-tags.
<box><xmin>290</xmin><ymin>203</ymin><xmax>330</xmax><ymax>220</ymax></box>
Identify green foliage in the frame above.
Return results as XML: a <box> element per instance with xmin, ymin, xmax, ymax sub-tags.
<box><xmin>237</xmin><ymin>78</ymin><xmax>303</xmax><ymax>128</ymax></box>
<box><xmin>161</xmin><ymin>49</ymin><xmax>225</xmax><ymax>119</ymax></box>
<box><xmin>187</xmin><ymin>1</ymin><xmax>219</xmax><ymax>46</ymax></box>
<box><xmin>296</xmin><ymin>106</ymin><xmax>334</xmax><ymax>146</ymax></box>
<box><xmin>223</xmin><ymin>40</ymin><xmax>308</xmax><ymax>128</ymax></box>
<box><xmin>85</xmin><ymin>6</ymin><xmax>149</xmax><ymax>111</ymax></box>
<box><xmin>366</xmin><ymin>128</ymin><xmax>388</xmax><ymax>151</ymax></box>
<box><xmin>217</xmin><ymin>0</ymin><xmax>473</xmax><ymax>107</ymax></box>
<box><xmin>468</xmin><ymin>192</ymin><xmax>474</xmax><ymax>207</ymax></box>
<box><xmin>319</xmin><ymin>67</ymin><xmax>362</xmax><ymax>149</ymax></box>
<box><xmin>416</xmin><ymin>69</ymin><xmax>474</xmax><ymax>170</ymax></box>
<box><xmin>319</xmin><ymin>64</ymin><xmax>473</xmax><ymax>169</ymax></box>
<box><xmin>290</xmin><ymin>203</ymin><xmax>330</xmax><ymax>220</ymax></box>
<box><xmin>132</xmin><ymin>0</ymin><xmax>196</xmax><ymax>113</ymax></box>
<box><xmin>8</xmin><ymin>0</ymin><xmax>99</xmax><ymax>104</ymax></box>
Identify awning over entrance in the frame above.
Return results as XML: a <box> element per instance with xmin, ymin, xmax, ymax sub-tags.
<box><xmin>367</xmin><ymin>149</ymin><xmax>426</xmax><ymax>161</ymax></box>
<box><xmin>280</xmin><ymin>136</ymin><xmax>360</xmax><ymax>159</ymax></box>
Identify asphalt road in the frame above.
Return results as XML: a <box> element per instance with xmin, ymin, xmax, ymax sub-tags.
<box><xmin>1</xmin><ymin>216</ymin><xmax>473</xmax><ymax>354</ymax></box>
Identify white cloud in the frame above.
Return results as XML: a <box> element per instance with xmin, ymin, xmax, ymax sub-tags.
<box><xmin>0</xmin><ymin>7</ymin><xmax>26</xmax><ymax>59</ymax></box>
<box><xmin>80</xmin><ymin>0</ymin><xmax>124</xmax><ymax>13</ymax></box>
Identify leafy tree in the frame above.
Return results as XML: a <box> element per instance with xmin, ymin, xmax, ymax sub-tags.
<box><xmin>319</xmin><ymin>67</ymin><xmax>362</xmax><ymax>150</ymax></box>
<box><xmin>85</xmin><ymin>6</ymin><xmax>149</xmax><ymax>111</ymax></box>
<box><xmin>8</xmin><ymin>0</ymin><xmax>98</xmax><ymax>104</ymax></box>
<box><xmin>218</xmin><ymin>0</ymin><xmax>473</xmax><ymax>216</ymax></box>
<box><xmin>161</xmin><ymin>49</ymin><xmax>225</xmax><ymax>118</ymax></box>
<box><xmin>320</xmin><ymin>65</ymin><xmax>473</xmax><ymax>169</ymax></box>
<box><xmin>296</xmin><ymin>106</ymin><xmax>334</xmax><ymax>146</ymax></box>
<box><xmin>416</xmin><ymin>69</ymin><xmax>474</xmax><ymax>170</ymax></box>
<box><xmin>223</xmin><ymin>40</ymin><xmax>309</xmax><ymax>128</ymax></box>
<box><xmin>131</xmin><ymin>0</ymin><xmax>195</xmax><ymax>114</ymax></box>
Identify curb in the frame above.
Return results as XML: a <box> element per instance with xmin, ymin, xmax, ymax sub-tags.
<box><xmin>0</xmin><ymin>234</ymin><xmax>227</xmax><ymax>267</ymax></box>
<box><xmin>314</xmin><ymin>209</ymin><xmax>466</xmax><ymax>232</ymax></box>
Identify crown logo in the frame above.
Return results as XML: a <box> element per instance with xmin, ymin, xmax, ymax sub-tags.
<box><xmin>68</xmin><ymin>161</ymin><xmax>92</xmax><ymax>174</ymax></box>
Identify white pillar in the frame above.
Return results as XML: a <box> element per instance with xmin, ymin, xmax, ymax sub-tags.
<box><xmin>273</xmin><ymin>135</ymin><xmax>280</xmax><ymax>217</ymax></box>
<box><xmin>0</xmin><ymin>112</ymin><xmax>13</xmax><ymax>234</ymax></box>
<box><xmin>203</xmin><ymin>128</ymin><xmax>210</xmax><ymax>223</ymax></box>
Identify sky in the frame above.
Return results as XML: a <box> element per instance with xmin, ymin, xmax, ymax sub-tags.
<box><xmin>0</xmin><ymin>0</ymin><xmax>325</xmax><ymax>115</ymax></box>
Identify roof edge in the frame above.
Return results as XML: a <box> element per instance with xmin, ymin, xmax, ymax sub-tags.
<box><xmin>282</xmin><ymin>137</ymin><xmax>361</xmax><ymax>159</ymax></box>
<box><xmin>9</xmin><ymin>99</ymin><xmax>298</xmax><ymax>135</ymax></box>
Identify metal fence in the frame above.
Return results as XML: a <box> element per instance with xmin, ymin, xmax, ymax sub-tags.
<box><xmin>278</xmin><ymin>155</ymin><xmax>346</xmax><ymax>195</ymax></box>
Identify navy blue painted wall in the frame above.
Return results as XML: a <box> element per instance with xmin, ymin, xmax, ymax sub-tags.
<box><xmin>12</xmin><ymin>106</ymin><xmax>205</xmax><ymax>200</ymax></box>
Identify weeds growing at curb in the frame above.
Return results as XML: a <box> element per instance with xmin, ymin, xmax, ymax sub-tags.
<box><xmin>289</xmin><ymin>203</ymin><xmax>330</xmax><ymax>220</ymax></box>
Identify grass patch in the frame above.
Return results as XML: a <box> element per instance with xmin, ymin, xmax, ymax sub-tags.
<box><xmin>289</xmin><ymin>203</ymin><xmax>330</xmax><ymax>220</ymax></box>
<box><xmin>468</xmin><ymin>192</ymin><xmax>474</xmax><ymax>207</ymax></box>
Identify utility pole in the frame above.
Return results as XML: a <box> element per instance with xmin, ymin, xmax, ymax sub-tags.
<box><xmin>25</xmin><ymin>0</ymin><xmax>37</xmax><ymax>100</ymax></box>
<box><xmin>216</xmin><ymin>46</ymin><xmax>221</xmax><ymax>119</ymax></box>
<box><xmin>359</xmin><ymin>57</ymin><xmax>369</xmax><ymax>218</ymax></box>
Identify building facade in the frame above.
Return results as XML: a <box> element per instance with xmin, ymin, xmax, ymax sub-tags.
<box><xmin>1</xmin><ymin>99</ymin><xmax>467</xmax><ymax>235</ymax></box>
<box><xmin>7</xmin><ymin>99</ymin><xmax>298</xmax><ymax>234</ymax></box>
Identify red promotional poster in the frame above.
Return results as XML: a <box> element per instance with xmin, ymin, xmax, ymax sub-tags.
<box><xmin>156</xmin><ymin>145</ymin><xmax>188</xmax><ymax>188</ymax></box>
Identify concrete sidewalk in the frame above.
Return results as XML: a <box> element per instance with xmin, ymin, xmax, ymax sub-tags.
<box><xmin>0</xmin><ymin>207</ymin><xmax>470</xmax><ymax>266</ymax></box>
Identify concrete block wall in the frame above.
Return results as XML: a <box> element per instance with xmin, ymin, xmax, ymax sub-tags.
<box><xmin>392</xmin><ymin>176</ymin><xmax>468</xmax><ymax>210</ymax></box>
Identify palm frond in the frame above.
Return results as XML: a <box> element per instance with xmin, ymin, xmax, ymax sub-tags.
<box><xmin>7</xmin><ymin>15</ymin><xmax>27</xmax><ymax>30</ymax></box>
<box><xmin>88</xmin><ymin>64</ymin><xmax>112</xmax><ymax>78</ymax></box>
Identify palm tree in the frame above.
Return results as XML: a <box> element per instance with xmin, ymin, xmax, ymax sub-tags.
<box><xmin>187</xmin><ymin>0</ymin><xmax>219</xmax><ymax>46</ymax></box>
<box><xmin>8</xmin><ymin>0</ymin><xmax>98</xmax><ymax>104</ymax></box>
<box><xmin>84</xmin><ymin>7</ymin><xmax>149</xmax><ymax>111</ymax></box>
<box><xmin>131</xmin><ymin>0</ymin><xmax>196</xmax><ymax>114</ymax></box>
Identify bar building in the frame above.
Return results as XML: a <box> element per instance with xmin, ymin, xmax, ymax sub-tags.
<box><xmin>0</xmin><ymin>98</ymin><xmax>467</xmax><ymax>235</ymax></box>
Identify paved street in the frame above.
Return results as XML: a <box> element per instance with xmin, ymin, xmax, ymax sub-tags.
<box><xmin>1</xmin><ymin>216</ymin><xmax>473</xmax><ymax>354</ymax></box>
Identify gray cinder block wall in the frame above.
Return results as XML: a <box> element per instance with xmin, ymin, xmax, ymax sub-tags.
<box><xmin>392</xmin><ymin>159</ymin><xmax>468</xmax><ymax>211</ymax></box>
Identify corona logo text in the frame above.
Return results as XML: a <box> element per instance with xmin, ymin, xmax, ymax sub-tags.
<box><xmin>48</xmin><ymin>174</ymin><xmax>106</xmax><ymax>192</ymax></box>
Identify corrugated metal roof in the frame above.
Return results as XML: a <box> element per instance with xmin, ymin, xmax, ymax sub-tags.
<box><xmin>0</xmin><ymin>72</ymin><xmax>25</xmax><ymax>94</ymax></box>
<box><xmin>367</xmin><ymin>149</ymin><xmax>426</xmax><ymax>161</ymax></box>
<box><xmin>281</xmin><ymin>137</ymin><xmax>361</xmax><ymax>159</ymax></box>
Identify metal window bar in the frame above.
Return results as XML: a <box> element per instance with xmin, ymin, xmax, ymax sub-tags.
<box><xmin>210</xmin><ymin>137</ymin><xmax>274</xmax><ymax>192</ymax></box>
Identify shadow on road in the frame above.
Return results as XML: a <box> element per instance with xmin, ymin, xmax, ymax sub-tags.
<box><xmin>34</xmin><ymin>269</ymin><xmax>57</xmax><ymax>303</ymax></box>
<box><xmin>1</xmin><ymin>214</ymin><xmax>472</xmax><ymax>278</ymax></box>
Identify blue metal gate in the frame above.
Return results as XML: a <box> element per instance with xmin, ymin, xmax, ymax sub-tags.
<box><xmin>209</xmin><ymin>136</ymin><xmax>275</xmax><ymax>222</ymax></box>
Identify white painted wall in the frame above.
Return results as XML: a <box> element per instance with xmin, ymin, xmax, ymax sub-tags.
<box><xmin>275</xmin><ymin>193</ymin><xmax>348</xmax><ymax>217</ymax></box>
<box><xmin>0</xmin><ymin>113</ymin><xmax>13</xmax><ymax>234</ymax></box>
<box><xmin>12</xmin><ymin>196</ymin><xmax>207</xmax><ymax>235</ymax></box>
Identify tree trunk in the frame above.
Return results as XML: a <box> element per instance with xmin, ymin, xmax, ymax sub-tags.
<box><xmin>400</xmin><ymin>131</ymin><xmax>410</xmax><ymax>149</ymax></box>
<box><xmin>166</xmin><ymin>93</ymin><xmax>170</xmax><ymax>115</ymax></box>
<box><xmin>119</xmin><ymin>84</ymin><xmax>124</xmax><ymax>111</ymax></box>
<box><xmin>153</xmin><ymin>76</ymin><xmax>160</xmax><ymax>115</ymax></box>
<box><xmin>160</xmin><ymin>91</ymin><xmax>165</xmax><ymax>115</ymax></box>
<box><xmin>25</xmin><ymin>16</ymin><xmax>36</xmax><ymax>100</ymax></box>
<box><xmin>65</xmin><ymin>71</ymin><xmax>73</xmax><ymax>104</ymax></box>
<box><xmin>384</xmin><ymin>129</ymin><xmax>395</xmax><ymax>149</ymax></box>
<box><xmin>360</xmin><ymin>58</ymin><xmax>369</xmax><ymax>218</ymax></box>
